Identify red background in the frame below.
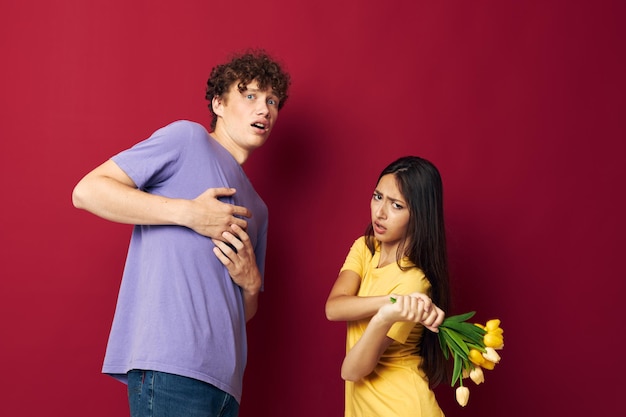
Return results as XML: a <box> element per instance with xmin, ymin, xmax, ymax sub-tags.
<box><xmin>1</xmin><ymin>1</ymin><xmax>625</xmax><ymax>416</ymax></box>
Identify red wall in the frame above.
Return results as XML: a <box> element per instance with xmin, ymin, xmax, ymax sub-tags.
<box><xmin>1</xmin><ymin>1</ymin><xmax>624</xmax><ymax>416</ymax></box>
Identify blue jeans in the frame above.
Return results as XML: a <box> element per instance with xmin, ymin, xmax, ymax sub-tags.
<box><xmin>127</xmin><ymin>370</ymin><xmax>240</xmax><ymax>417</ymax></box>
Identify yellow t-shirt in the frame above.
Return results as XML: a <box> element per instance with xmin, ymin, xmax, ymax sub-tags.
<box><xmin>340</xmin><ymin>237</ymin><xmax>444</xmax><ymax>417</ymax></box>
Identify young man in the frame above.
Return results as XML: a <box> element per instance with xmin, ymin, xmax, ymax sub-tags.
<box><xmin>72</xmin><ymin>50</ymin><xmax>290</xmax><ymax>417</ymax></box>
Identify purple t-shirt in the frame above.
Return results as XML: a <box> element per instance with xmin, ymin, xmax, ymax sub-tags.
<box><xmin>103</xmin><ymin>120</ymin><xmax>267</xmax><ymax>403</ymax></box>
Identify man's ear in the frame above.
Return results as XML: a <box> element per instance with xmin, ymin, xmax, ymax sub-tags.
<box><xmin>212</xmin><ymin>96</ymin><xmax>224</xmax><ymax>116</ymax></box>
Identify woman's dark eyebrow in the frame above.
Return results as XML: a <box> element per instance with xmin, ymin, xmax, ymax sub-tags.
<box><xmin>374</xmin><ymin>189</ymin><xmax>406</xmax><ymax>205</ymax></box>
<box><xmin>389</xmin><ymin>197</ymin><xmax>406</xmax><ymax>205</ymax></box>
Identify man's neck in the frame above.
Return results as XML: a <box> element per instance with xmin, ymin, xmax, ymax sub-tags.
<box><xmin>210</xmin><ymin>126</ymin><xmax>250</xmax><ymax>165</ymax></box>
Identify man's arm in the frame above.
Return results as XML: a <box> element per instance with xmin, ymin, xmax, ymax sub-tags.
<box><xmin>72</xmin><ymin>159</ymin><xmax>251</xmax><ymax>239</ymax></box>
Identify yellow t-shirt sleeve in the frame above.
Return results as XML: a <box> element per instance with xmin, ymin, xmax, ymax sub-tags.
<box><xmin>340</xmin><ymin>237</ymin><xmax>368</xmax><ymax>276</ymax></box>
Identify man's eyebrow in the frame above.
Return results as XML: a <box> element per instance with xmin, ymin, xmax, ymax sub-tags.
<box><xmin>244</xmin><ymin>86</ymin><xmax>277</xmax><ymax>96</ymax></box>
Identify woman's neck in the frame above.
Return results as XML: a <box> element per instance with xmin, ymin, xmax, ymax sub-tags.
<box><xmin>377</xmin><ymin>242</ymin><xmax>399</xmax><ymax>268</ymax></box>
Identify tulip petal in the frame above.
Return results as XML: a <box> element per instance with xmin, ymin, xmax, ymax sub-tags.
<box><xmin>486</xmin><ymin>319</ymin><xmax>501</xmax><ymax>331</ymax></box>
<box><xmin>456</xmin><ymin>386</ymin><xmax>470</xmax><ymax>407</ymax></box>
<box><xmin>484</xmin><ymin>334</ymin><xmax>504</xmax><ymax>348</ymax></box>
<box><xmin>469</xmin><ymin>349</ymin><xmax>485</xmax><ymax>366</ymax></box>
<box><xmin>482</xmin><ymin>347</ymin><xmax>501</xmax><ymax>363</ymax></box>
<box><xmin>469</xmin><ymin>367</ymin><xmax>485</xmax><ymax>385</ymax></box>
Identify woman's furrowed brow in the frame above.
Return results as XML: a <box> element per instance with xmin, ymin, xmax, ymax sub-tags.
<box><xmin>375</xmin><ymin>189</ymin><xmax>405</xmax><ymax>204</ymax></box>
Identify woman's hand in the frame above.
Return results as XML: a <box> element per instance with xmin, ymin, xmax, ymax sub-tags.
<box><xmin>382</xmin><ymin>293</ymin><xmax>445</xmax><ymax>332</ymax></box>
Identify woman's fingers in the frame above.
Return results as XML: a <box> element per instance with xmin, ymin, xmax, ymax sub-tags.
<box><xmin>384</xmin><ymin>295</ymin><xmax>444</xmax><ymax>330</ymax></box>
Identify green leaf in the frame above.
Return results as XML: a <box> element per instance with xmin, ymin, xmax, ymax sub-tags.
<box><xmin>443</xmin><ymin>311</ymin><xmax>476</xmax><ymax>323</ymax></box>
<box><xmin>446</xmin><ymin>328</ymin><xmax>470</xmax><ymax>357</ymax></box>
<box><xmin>438</xmin><ymin>332</ymin><xmax>450</xmax><ymax>360</ymax></box>
<box><xmin>466</xmin><ymin>342</ymin><xmax>487</xmax><ymax>353</ymax></box>
<box><xmin>441</xmin><ymin>329</ymin><xmax>467</xmax><ymax>360</ymax></box>
<box><xmin>451</xmin><ymin>352</ymin><xmax>462</xmax><ymax>387</ymax></box>
<box><xmin>441</xmin><ymin>319</ymin><xmax>486</xmax><ymax>348</ymax></box>
<box><xmin>442</xmin><ymin>319</ymin><xmax>485</xmax><ymax>337</ymax></box>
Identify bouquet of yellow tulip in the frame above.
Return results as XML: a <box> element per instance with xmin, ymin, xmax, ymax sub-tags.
<box><xmin>437</xmin><ymin>311</ymin><xmax>504</xmax><ymax>407</ymax></box>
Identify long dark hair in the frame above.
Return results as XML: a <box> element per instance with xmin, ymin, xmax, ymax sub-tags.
<box><xmin>364</xmin><ymin>156</ymin><xmax>450</xmax><ymax>387</ymax></box>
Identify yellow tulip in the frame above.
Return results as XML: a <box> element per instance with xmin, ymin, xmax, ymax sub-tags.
<box><xmin>468</xmin><ymin>349</ymin><xmax>485</xmax><ymax>366</ymax></box>
<box><xmin>456</xmin><ymin>386</ymin><xmax>470</xmax><ymax>407</ymax></box>
<box><xmin>485</xmin><ymin>319</ymin><xmax>501</xmax><ymax>331</ymax></box>
<box><xmin>481</xmin><ymin>358</ymin><xmax>496</xmax><ymax>370</ymax></box>
<box><xmin>489</xmin><ymin>327</ymin><xmax>504</xmax><ymax>336</ymax></box>
<box><xmin>484</xmin><ymin>333</ymin><xmax>504</xmax><ymax>349</ymax></box>
<box><xmin>469</xmin><ymin>366</ymin><xmax>485</xmax><ymax>385</ymax></box>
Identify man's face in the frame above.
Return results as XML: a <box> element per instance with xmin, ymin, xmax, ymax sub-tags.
<box><xmin>212</xmin><ymin>80</ymin><xmax>280</xmax><ymax>158</ymax></box>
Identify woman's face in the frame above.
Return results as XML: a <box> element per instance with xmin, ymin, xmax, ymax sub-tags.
<box><xmin>370</xmin><ymin>174</ymin><xmax>410</xmax><ymax>249</ymax></box>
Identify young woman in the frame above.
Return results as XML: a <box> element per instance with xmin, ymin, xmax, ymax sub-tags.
<box><xmin>326</xmin><ymin>156</ymin><xmax>450</xmax><ymax>417</ymax></box>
